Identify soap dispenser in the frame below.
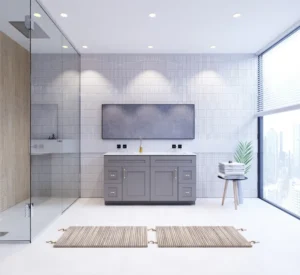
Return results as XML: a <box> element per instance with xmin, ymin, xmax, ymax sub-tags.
<box><xmin>139</xmin><ymin>137</ymin><xmax>143</xmax><ymax>153</ymax></box>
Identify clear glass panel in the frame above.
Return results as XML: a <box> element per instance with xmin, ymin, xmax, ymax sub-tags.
<box><xmin>29</xmin><ymin>0</ymin><xmax>80</xmax><ymax>239</ymax></box>
<box><xmin>0</xmin><ymin>0</ymin><xmax>31</xmax><ymax>241</ymax></box>
<box><xmin>30</xmin><ymin>0</ymin><xmax>64</xmax><ymax>239</ymax></box>
<box><xmin>61</xmin><ymin>37</ymin><xmax>80</xmax><ymax>212</ymax></box>
<box><xmin>263</xmin><ymin>109</ymin><xmax>300</xmax><ymax>217</ymax></box>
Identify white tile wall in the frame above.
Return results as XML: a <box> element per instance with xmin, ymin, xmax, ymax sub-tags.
<box><xmin>81</xmin><ymin>54</ymin><xmax>258</xmax><ymax>198</ymax></box>
<box><xmin>31</xmin><ymin>155</ymin><xmax>51</xmax><ymax>197</ymax></box>
<box><xmin>31</xmin><ymin>54</ymin><xmax>81</xmax><ymax>140</ymax></box>
<box><xmin>31</xmin><ymin>104</ymin><xmax>58</xmax><ymax>139</ymax></box>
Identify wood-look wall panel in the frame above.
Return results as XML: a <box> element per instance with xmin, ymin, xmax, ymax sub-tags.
<box><xmin>0</xmin><ymin>31</ymin><xmax>30</xmax><ymax>212</ymax></box>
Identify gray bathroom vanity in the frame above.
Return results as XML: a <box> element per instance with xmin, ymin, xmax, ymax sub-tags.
<box><xmin>104</xmin><ymin>152</ymin><xmax>196</xmax><ymax>205</ymax></box>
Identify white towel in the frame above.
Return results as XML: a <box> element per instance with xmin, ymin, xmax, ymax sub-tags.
<box><xmin>218</xmin><ymin>173</ymin><xmax>245</xmax><ymax>179</ymax></box>
<box><xmin>219</xmin><ymin>162</ymin><xmax>245</xmax><ymax>167</ymax></box>
<box><xmin>220</xmin><ymin>171</ymin><xmax>245</xmax><ymax>175</ymax></box>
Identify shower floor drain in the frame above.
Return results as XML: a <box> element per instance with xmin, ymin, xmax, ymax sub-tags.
<box><xmin>0</xmin><ymin>232</ymin><xmax>9</xmax><ymax>237</ymax></box>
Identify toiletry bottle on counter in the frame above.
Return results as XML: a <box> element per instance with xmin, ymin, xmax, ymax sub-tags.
<box><xmin>139</xmin><ymin>137</ymin><xmax>143</xmax><ymax>153</ymax></box>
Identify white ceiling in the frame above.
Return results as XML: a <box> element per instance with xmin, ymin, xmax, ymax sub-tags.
<box><xmin>1</xmin><ymin>0</ymin><xmax>300</xmax><ymax>54</ymax></box>
<box><xmin>39</xmin><ymin>0</ymin><xmax>300</xmax><ymax>54</ymax></box>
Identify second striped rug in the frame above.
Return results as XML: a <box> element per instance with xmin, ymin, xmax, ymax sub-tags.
<box><xmin>156</xmin><ymin>226</ymin><xmax>252</xmax><ymax>248</ymax></box>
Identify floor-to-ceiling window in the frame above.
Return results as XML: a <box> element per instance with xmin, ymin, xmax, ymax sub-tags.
<box><xmin>258</xmin><ymin>28</ymin><xmax>300</xmax><ymax>218</ymax></box>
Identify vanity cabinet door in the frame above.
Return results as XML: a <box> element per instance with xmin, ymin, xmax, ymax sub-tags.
<box><xmin>151</xmin><ymin>167</ymin><xmax>178</xmax><ymax>201</ymax></box>
<box><xmin>122</xmin><ymin>167</ymin><xmax>150</xmax><ymax>201</ymax></box>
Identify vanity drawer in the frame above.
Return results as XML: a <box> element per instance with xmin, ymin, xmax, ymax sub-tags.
<box><xmin>104</xmin><ymin>156</ymin><xmax>150</xmax><ymax>167</ymax></box>
<box><xmin>151</xmin><ymin>156</ymin><xmax>196</xmax><ymax>167</ymax></box>
<box><xmin>178</xmin><ymin>184</ymin><xmax>196</xmax><ymax>201</ymax></box>
<box><xmin>178</xmin><ymin>167</ymin><xmax>196</xmax><ymax>184</ymax></box>
<box><xmin>104</xmin><ymin>167</ymin><xmax>122</xmax><ymax>184</ymax></box>
<box><xmin>104</xmin><ymin>184</ymin><xmax>122</xmax><ymax>201</ymax></box>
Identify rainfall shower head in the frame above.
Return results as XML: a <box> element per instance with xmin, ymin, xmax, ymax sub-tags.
<box><xmin>9</xmin><ymin>15</ymin><xmax>49</xmax><ymax>39</ymax></box>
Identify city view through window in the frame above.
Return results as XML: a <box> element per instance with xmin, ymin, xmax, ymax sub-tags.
<box><xmin>263</xmin><ymin>109</ymin><xmax>300</xmax><ymax>216</ymax></box>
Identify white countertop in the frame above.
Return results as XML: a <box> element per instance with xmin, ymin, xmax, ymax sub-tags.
<box><xmin>104</xmin><ymin>152</ymin><xmax>197</xmax><ymax>156</ymax></box>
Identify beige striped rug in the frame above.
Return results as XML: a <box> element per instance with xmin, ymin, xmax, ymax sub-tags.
<box><xmin>54</xmin><ymin>226</ymin><xmax>148</xmax><ymax>248</ymax></box>
<box><xmin>156</xmin><ymin>226</ymin><xmax>252</xmax><ymax>248</ymax></box>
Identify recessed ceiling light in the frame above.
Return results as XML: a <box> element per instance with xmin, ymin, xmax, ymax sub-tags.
<box><xmin>210</xmin><ymin>45</ymin><xmax>216</xmax><ymax>49</ymax></box>
<box><xmin>60</xmin><ymin>13</ymin><xmax>68</xmax><ymax>18</ymax></box>
<box><xmin>82</xmin><ymin>46</ymin><xmax>88</xmax><ymax>49</ymax></box>
<box><xmin>148</xmin><ymin>46</ymin><xmax>153</xmax><ymax>49</ymax></box>
<box><xmin>33</xmin><ymin>13</ymin><xmax>41</xmax><ymax>18</ymax></box>
<box><xmin>149</xmin><ymin>13</ymin><xmax>156</xmax><ymax>18</ymax></box>
<box><xmin>233</xmin><ymin>13</ymin><xmax>241</xmax><ymax>18</ymax></box>
<box><xmin>62</xmin><ymin>45</ymin><xmax>68</xmax><ymax>49</ymax></box>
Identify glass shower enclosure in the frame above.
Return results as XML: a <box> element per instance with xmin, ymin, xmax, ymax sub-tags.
<box><xmin>0</xmin><ymin>0</ymin><xmax>80</xmax><ymax>242</ymax></box>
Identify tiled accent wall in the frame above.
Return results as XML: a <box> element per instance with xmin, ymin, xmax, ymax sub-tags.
<box><xmin>51</xmin><ymin>153</ymin><xmax>81</xmax><ymax>200</ymax></box>
<box><xmin>31</xmin><ymin>155</ymin><xmax>51</xmax><ymax>197</ymax></box>
<box><xmin>30</xmin><ymin>153</ymin><xmax>81</xmax><ymax>201</ymax></box>
<box><xmin>31</xmin><ymin>104</ymin><xmax>58</xmax><ymax>139</ymax></box>
<box><xmin>31</xmin><ymin>54</ymin><xmax>80</xmax><ymax>203</ymax></box>
<box><xmin>81</xmin><ymin>54</ymin><xmax>258</xmax><ymax>198</ymax></box>
<box><xmin>31</xmin><ymin>54</ymin><xmax>80</xmax><ymax>140</ymax></box>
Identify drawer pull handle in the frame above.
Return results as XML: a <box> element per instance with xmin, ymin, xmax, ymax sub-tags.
<box><xmin>110</xmin><ymin>174</ymin><xmax>116</xmax><ymax>177</ymax></box>
<box><xmin>185</xmin><ymin>174</ymin><xmax>190</xmax><ymax>177</ymax></box>
<box><xmin>110</xmin><ymin>192</ymin><xmax>115</xmax><ymax>194</ymax></box>
<box><xmin>185</xmin><ymin>192</ymin><xmax>190</xmax><ymax>194</ymax></box>
<box><xmin>174</xmin><ymin>169</ymin><xmax>177</xmax><ymax>180</ymax></box>
<box><xmin>123</xmin><ymin>169</ymin><xmax>126</xmax><ymax>179</ymax></box>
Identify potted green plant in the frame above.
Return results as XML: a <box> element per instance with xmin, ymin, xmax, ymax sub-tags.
<box><xmin>234</xmin><ymin>141</ymin><xmax>254</xmax><ymax>203</ymax></box>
